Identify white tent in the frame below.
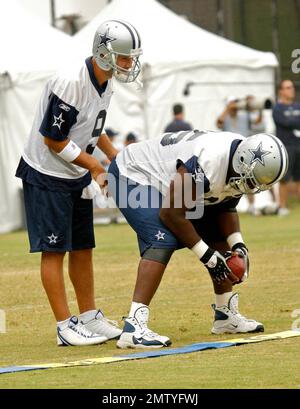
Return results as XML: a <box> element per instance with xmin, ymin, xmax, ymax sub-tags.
<box><xmin>0</xmin><ymin>1</ymin><xmax>75</xmax><ymax>233</ymax></box>
<box><xmin>74</xmin><ymin>0</ymin><xmax>278</xmax><ymax>140</ymax></box>
<box><xmin>16</xmin><ymin>0</ymin><xmax>109</xmax><ymax>29</ymax></box>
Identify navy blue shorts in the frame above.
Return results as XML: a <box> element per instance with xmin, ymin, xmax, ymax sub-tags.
<box><xmin>22</xmin><ymin>181</ymin><xmax>95</xmax><ymax>253</ymax></box>
<box><xmin>108</xmin><ymin>159</ymin><xmax>232</xmax><ymax>257</ymax></box>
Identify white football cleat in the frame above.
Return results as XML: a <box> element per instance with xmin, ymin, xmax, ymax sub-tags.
<box><xmin>79</xmin><ymin>309</ymin><xmax>122</xmax><ymax>341</ymax></box>
<box><xmin>57</xmin><ymin>316</ymin><xmax>107</xmax><ymax>346</ymax></box>
<box><xmin>117</xmin><ymin>306</ymin><xmax>171</xmax><ymax>349</ymax></box>
<box><xmin>211</xmin><ymin>293</ymin><xmax>264</xmax><ymax>334</ymax></box>
<box><xmin>278</xmin><ymin>207</ymin><xmax>290</xmax><ymax>216</ymax></box>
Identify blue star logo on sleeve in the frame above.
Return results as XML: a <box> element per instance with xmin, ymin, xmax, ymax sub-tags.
<box><xmin>47</xmin><ymin>233</ymin><xmax>58</xmax><ymax>244</ymax></box>
<box><xmin>155</xmin><ymin>230</ymin><xmax>165</xmax><ymax>241</ymax></box>
<box><xmin>99</xmin><ymin>29</ymin><xmax>116</xmax><ymax>47</ymax></box>
<box><xmin>52</xmin><ymin>113</ymin><xmax>65</xmax><ymax>130</ymax></box>
<box><xmin>249</xmin><ymin>142</ymin><xmax>271</xmax><ymax>166</ymax></box>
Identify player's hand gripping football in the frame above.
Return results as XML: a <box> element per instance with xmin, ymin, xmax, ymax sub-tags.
<box><xmin>202</xmin><ymin>250</ymin><xmax>239</xmax><ymax>284</ymax></box>
<box><xmin>231</xmin><ymin>244</ymin><xmax>249</xmax><ymax>283</ymax></box>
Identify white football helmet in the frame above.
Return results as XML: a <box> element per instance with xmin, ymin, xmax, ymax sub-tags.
<box><xmin>93</xmin><ymin>20</ymin><xmax>142</xmax><ymax>83</ymax></box>
<box><xmin>229</xmin><ymin>133</ymin><xmax>288</xmax><ymax>194</ymax></box>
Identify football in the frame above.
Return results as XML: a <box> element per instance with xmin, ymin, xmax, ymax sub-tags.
<box><xmin>226</xmin><ymin>253</ymin><xmax>246</xmax><ymax>280</ymax></box>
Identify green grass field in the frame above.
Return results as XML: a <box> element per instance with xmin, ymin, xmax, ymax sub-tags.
<box><xmin>0</xmin><ymin>201</ymin><xmax>300</xmax><ymax>389</ymax></box>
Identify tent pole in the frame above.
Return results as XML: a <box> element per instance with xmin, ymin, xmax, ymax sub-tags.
<box><xmin>271</xmin><ymin>0</ymin><xmax>281</xmax><ymax>84</ymax></box>
<box><xmin>216</xmin><ymin>0</ymin><xmax>225</xmax><ymax>37</ymax></box>
<box><xmin>50</xmin><ymin>0</ymin><xmax>56</xmax><ymax>28</ymax></box>
<box><xmin>239</xmin><ymin>0</ymin><xmax>247</xmax><ymax>44</ymax></box>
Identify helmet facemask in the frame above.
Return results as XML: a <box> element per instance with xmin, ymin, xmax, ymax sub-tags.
<box><xmin>228</xmin><ymin>161</ymin><xmax>264</xmax><ymax>194</ymax></box>
<box><xmin>109</xmin><ymin>49</ymin><xmax>142</xmax><ymax>83</ymax></box>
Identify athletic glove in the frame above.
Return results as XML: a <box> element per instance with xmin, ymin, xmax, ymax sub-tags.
<box><xmin>200</xmin><ymin>248</ymin><xmax>234</xmax><ymax>283</ymax></box>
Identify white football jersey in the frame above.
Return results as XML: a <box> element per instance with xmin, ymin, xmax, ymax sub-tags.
<box><xmin>23</xmin><ymin>57</ymin><xmax>113</xmax><ymax>179</ymax></box>
<box><xmin>116</xmin><ymin>130</ymin><xmax>245</xmax><ymax>205</ymax></box>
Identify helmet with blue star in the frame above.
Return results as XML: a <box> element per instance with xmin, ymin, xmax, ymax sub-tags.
<box><xmin>93</xmin><ymin>20</ymin><xmax>142</xmax><ymax>83</ymax></box>
<box><xmin>229</xmin><ymin>133</ymin><xmax>288</xmax><ymax>194</ymax></box>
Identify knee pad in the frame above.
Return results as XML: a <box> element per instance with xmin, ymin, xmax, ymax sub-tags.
<box><xmin>142</xmin><ymin>248</ymin><xmax>174</xmax><ymax>265</ymax></box>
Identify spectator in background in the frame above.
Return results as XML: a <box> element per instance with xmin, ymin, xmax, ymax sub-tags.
<box><xmin>217</xmin><ymin>95</ymin><xmax>271</xmax><ymax>216</ymax></box>
<box><xmin>273</xmin><ymin>80</ymin><xmax>300</xmax><ymax>216</ymax></box>
<box><xmin>164</xmin><ymin>103</ymin><xmax>192</xmax><ymax>133</ymax></box>
<box><xmin>124</xmin><ymin>132</ymin><xmax>138</xmax><ymax>146</ymax></box>
<box><xmin>106</xmin><ymin>127</ymin><xmax>119</xmax><ymax>140</ymax></box>
<box><xmin>216</xmin><ymin>95</ymin><xmax>265</xmax><ymax>136</ymax></box>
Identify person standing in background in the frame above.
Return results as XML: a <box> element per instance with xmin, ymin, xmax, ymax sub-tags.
<box><xmin>216</xmin><ymin>95</ymin><xmax>265</xmax><ymax>136</ymax></box>
<box><xmin>164</xmin><ymin>103</ymin><xmax>193</xmax><ymax>133</ymax></box>
<box><xmin>124</xmin><ymin>132</ymin><xmax>138</xmax><ymax>146</ymax></box>
<box><xmin>273</xmin><ymin>80</ymin><xmax>300</xmax><ymax>216</ymax></box>
<box><xmin>217</xmin><ymin>95</ymin><xmax>269</xmax><ymax>216</ymax></box>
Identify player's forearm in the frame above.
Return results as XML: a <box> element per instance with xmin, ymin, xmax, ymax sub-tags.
<box><xmin>73</xmin><ymin>151</ymin><xmax>105</xmax><ymax>179</ymax></box>
<box><xmin>160</xmin><ymin>166</ymin><xmax>201</xmax><ymax>248</ymax></box>
<box><xmin>217</xmin><ymin>211</ymin><xmax>241</xmax><ymax>238</ymax></box>
<box><xmin>44</xmin><ymin>137</ymin><xmax>105</xmax><ymax>179</ymax></box>
<box><xmin>217</xmin><ymin>211</ymin><xmax>246</xmax><ymax>251</ymax></box>
<box><xmin>97</xmin><ymin>134</ymin><xmax>119</xmax><ymax>161</ymax></box>
<box><xmin>160</xmin><ymin>209</ymin><xmax>201</xmax><ymax>248</ymax></box>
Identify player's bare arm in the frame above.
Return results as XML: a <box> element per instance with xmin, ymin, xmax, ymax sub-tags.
<box><xmin>160</xmin><ymin>165</ymin><xmax>238</xmax><ymax>284</ymax></box>
<box><xmin>160</xmin><ymin>164</ymin><xmax>200</xmax><ymax>249</ymax></box>
<box><xmin>217</xmin><ymin>211</ymin><xmax>241</xmax><ymax>239</ymax></box>
<box><xmin>44</xmin><ymin>136</ymin><xmax>105</xmax><ymax>180</ymax></box>
<box><xmin>216</xmin><ymin>211</ymin><xmax>249</xmax><ymax>282</ymax></box>
<box><xmin>97</xmin><ymin>134</ymin><xmax>119</xmax><ymax>161</ymax></box>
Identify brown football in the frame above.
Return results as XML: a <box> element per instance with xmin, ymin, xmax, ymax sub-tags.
<box><xmin>226</xmin><ymin>253</ymin><xmax>246</xmax><ymax>280</ymax></box>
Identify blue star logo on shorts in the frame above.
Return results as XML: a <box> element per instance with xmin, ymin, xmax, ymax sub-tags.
<box><xmin>155</xmin><ymin>230</ymin><xmax>165</xmax><ymax>241</ymax></box>
<box><xmin>47</xmin><ymin>233</ymin><xmax>58</xmax><ymax>244</ymax></box>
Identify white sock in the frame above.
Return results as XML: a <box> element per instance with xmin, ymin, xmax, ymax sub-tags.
<box><xmin>57</xmin><ymin>317</ymin><xmax>71</xmax><ymax>330</ymax></box>
<box><xmin>215</xmin><ymin>292</ymin><xmax>232</xmax><ymax>308</ymax></box>
<box><xmin>129</xmin><ymin>301</ymin><xmax>147</xmax><ymax>317</ymax></box>
<box><xmin>79</xmin><ymin>309</ymin><xmax>97</xmax><ymax>323</ymax></box>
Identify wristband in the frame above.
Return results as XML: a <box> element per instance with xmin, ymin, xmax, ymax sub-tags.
<box><xmin>192</xmin><ymin>240</ymin><xmax>214</xmax><ymax>263</ymax></box>
<box><xmin>232</xmin><ymin>242</ymin><xmax>248</xmax><ymax>253</ymax></box>
<box><xmin>227</xmin><ymin>232</ymin><xmax>244</xmax><ymax>249</ymax></box>
<box><xmin>191</xmin><ymin>240</ymin><xmax>209</xmax><ymax>259</ymax></box>
<box><xmin>56</xmin><ymin>140</ymin><xmax>81</xmax><ymax>163</ymax></box>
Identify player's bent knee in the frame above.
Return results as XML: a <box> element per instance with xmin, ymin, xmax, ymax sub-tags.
<box><xmin>142</xmin><ymin>248</ymin><xmax>174</xmax><ymax>265</ymax></box>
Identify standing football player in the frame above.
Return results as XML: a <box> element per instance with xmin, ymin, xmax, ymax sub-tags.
<box><xmin>16</xmin><ymin>20</ymin><xmax>142</xmax><ymax>346</ymax></box>
<box><xmin>107</xmin><ymin>130</ymin><xmax>288</xmax><ymax>348</ymax></box>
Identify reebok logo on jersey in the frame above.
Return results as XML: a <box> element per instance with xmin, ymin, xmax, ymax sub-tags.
<box><xmin>59</xmin><ymin>103</ymin><xmax>71</xmax><ymax>112</ymax></box>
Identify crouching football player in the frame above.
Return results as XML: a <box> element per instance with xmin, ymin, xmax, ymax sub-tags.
<box><xmin>107</xmin><ymin>130</ymin><xmax>288</xmax><ymax>348</ymax></box>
